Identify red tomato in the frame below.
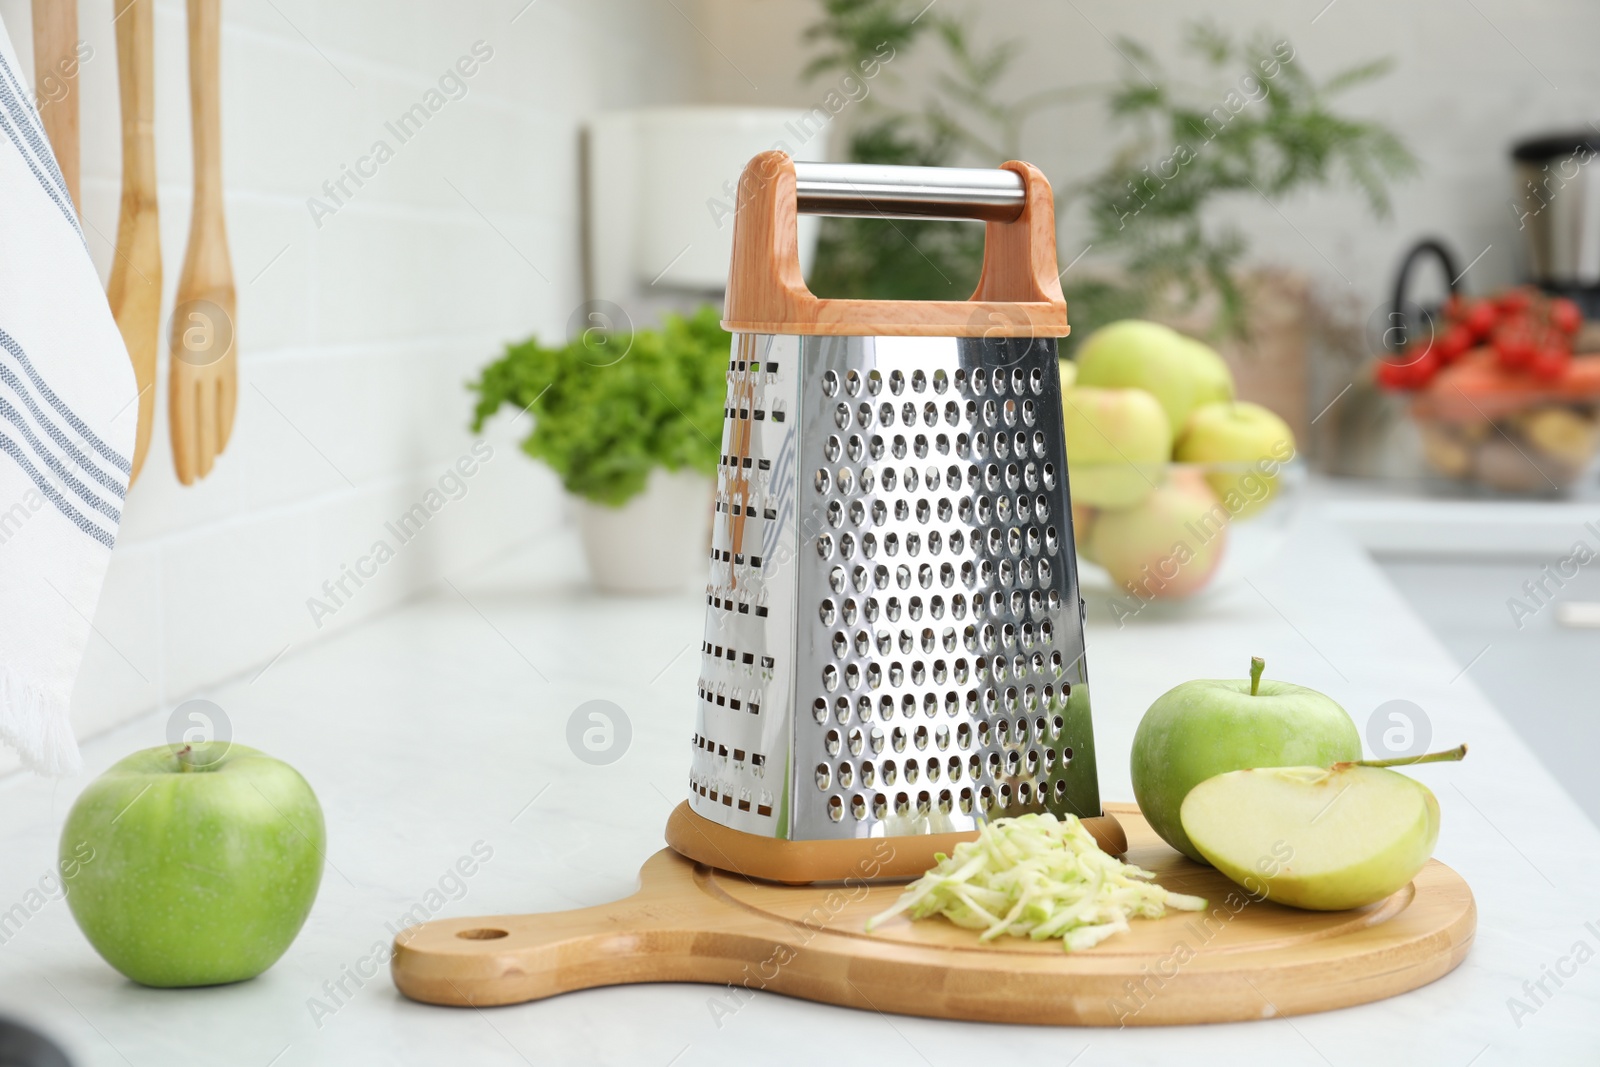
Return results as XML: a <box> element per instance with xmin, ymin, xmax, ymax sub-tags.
<box><xmin>1464</xmin><ymin>301</ymin><xmax>1501</xmax><ymax>339</ymax></box>
<box><xmin>1407</xmin><ymin>349</ymin><xmax>1442</xmax><ymax>387</ymax></box>
<box><xmin>1374</xmin><ymin>358</ymin><xmax>1415</xmax><ymax>390</ymax></box>
<box><xmin>1550</xmin><ymin>298</ymin><xmax>1583</xmax><ymax>335</ymax></box>
<box><xmin>1498</xmin><ymin>288</ymin><xmax>1536</xmax><ymax>315</ymax></box>
<box><xmin>1436</xmin><ymin>324</ymin><xmax>1474</xmax><ymax>362</ymax></box>
<box><xmin>1535</xmin><ymin>323</ymin><xmax>1572</xmax><ymax>354</ymax></box>
<box><xmin>1531</xmin><ymin>349</ymin><xmax>1570</xmax><ymax>381</ymax></box>
<box><xmin>1493</xmin><ymin>323</ymin><xmax>1536</xmax><ymax>369</ymax></box>
<box><xmin>1442</xmin><ymin>294</ymin><xmax>1469</xmax><ymax>322</ymax></box>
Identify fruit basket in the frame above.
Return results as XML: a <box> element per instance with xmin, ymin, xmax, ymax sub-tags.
<box><xmin>1071</xmin><ymin>459</ymin><xmax>1305</xmax><ymax>617</ymax></box>
<box><xmin>1372</xmin><ymin>245</ymin><xmax>1600</xmax><ymax>495</ymax></box>
<box><xmin>1407</xmin><ymin>350</ymin><xmax>1600</xmax><ymax>494</ymax></box>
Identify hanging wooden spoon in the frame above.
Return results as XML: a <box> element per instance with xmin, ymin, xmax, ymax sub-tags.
<box><xmin>107</xmin><ymin>0</ymin><xmax>160</xmax><ymax>483</ymax></box>
<box><xmin>169</xmin><ymin>0</ymin><xmax>235</xmax><ymax>485</ymax></box>
<box><xmin>30</xmin><ymin>0</ymin><xmax>78</xmax><ymax>210</ymax></box>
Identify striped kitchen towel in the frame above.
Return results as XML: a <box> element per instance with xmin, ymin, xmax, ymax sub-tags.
<box><xmin>0</xmin><ymin>20</ymin><xmax>138</xmax><ymax>773</ymax></box>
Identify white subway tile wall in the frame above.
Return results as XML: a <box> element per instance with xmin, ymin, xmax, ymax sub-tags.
<box><xmin>0</xmin><ymin>0</ymin><xmax>699</xmax><ymax>766</ymax></box>
<box><xmin>8</xmin><ymin>0</ymin><xmax>1596</xmax><ymax>772</ymax></box>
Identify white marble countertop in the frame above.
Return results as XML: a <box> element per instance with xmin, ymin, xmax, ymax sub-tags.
<box><xmin>1</xmin><ymin>496</ymin><xmax>1598</xmax><ymax>1066</ymax></box>
<box><xmin>1317</xmin><ymin>476</ymin><xmax>1600</xmax><ymax>558</ymax></box>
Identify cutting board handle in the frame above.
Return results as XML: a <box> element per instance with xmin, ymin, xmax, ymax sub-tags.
<box><xmin>722</xmin><ymin>151</ymin><xmax>1068</xmax><ymax>339</ymax></box>
<box><xmin>390</xmin><ymin>852</ymin><xmax>746</xmax><ymax>1008</ymax></box>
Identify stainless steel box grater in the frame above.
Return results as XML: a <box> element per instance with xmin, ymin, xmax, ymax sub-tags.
<box><xmin>666</xmin><ymin>154</ymin><xmax>1118</xmax><ymax>881</ymax></box>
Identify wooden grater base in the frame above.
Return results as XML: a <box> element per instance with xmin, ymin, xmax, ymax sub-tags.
<box><xmin>664</xmin><ymin>801</ymin><xmax>1127</xmax><ymax>884</ymax></box>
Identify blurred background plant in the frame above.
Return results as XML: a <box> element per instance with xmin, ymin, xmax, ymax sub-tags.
<box><xmin>803</xmin><ymin>0</ymin><xmax>1416</xmax><ymax>346</ymax></box>
<box><xmin>469</xmin><ymin>306</ymin><xmax>728</xmax><ymax>505</ymax></box>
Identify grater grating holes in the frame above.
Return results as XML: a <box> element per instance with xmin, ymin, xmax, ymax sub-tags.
<box><xmin>702</xmin><ymin>338</ymin><xmax>1092</xmax><ymax>841</ymax></box>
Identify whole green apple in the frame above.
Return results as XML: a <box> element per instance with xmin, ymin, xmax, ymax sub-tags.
<box><xmin>1131</xmin><ymin>658</ymin><xmax>1361</xmax><ymax>863</ymax></box>
<box><xmin>1062</xmin><ymin>386</ymin><xmax>1171</xmax><ymax>508</ymax></box>
<box><xmin>1074</xmin><ymin>320</ymin><xmax>1235</xmax><ymax>435</ymax></box>
<box><xmin>61</xmin><ymin>743</ymin><xmax>324</xmax><ymax>987</ymax></box>
<box><xmin>1086</xmin><ymin>468</ymin><xmax>1227</xmax><ymax>599</ymax></box>
<box><xmin>1176</xmin><ymin>336</ymin><xmax>1235</xmax><ymax>412</ymax></box>
<box><xmin>1175</xmin><ymin>401</ymin><xmax>1297</xmax><ymax>519</ymax></box>
<box><xmin>1181</xmin><ymin>745</ymin><xmax>1464</xmax><ymax>909</ymax></box>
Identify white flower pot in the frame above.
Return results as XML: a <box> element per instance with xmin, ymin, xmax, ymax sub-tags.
<box><xmin>574</xmin><ymin>468</ymin><xmax>713</xmax><ymax>595</ymax></box>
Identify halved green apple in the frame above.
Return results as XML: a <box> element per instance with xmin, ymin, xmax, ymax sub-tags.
<box><xmin>1179</xmin><ymin>746</ymin><xmax>1465</xmax><ymax>911</ymax></box>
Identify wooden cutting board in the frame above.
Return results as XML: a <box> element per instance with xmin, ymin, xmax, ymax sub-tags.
<box><xmin>390</xmin><ymin>803</ymin><xmax>1475</xmax><ymax>1025</ymax></box>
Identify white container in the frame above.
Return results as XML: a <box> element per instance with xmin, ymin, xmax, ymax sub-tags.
<box><xmin>575</xmin><ymin>468</ymin><xmax>713</xmax><ymax>595</ymax></box>
<box><xmin>585</xmin><ymin>107</ymin><xmax>827</xmax><ymax>300</ymax></box>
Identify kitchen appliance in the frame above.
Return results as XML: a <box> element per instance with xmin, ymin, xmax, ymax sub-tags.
<box><xmin>169</xmin><ymin>0</ymin><xmax>236</xmax><ymax>485</ymax></box>
<box><xmin>662</xmin><ymin>152</ymin><xmax>1121</xmax><ymax>882</ymax></box>
<box><xmin>584</xmin><ymin>108</ymin><xmax>827</xmax><ymax>306</ymax></box>
<box><xmin>391</xmin><ymin>803</ymin><xmax>1476</xmax><ymax>1020</ymax></box>
<box><xmin>1513</xmin><ymin>132</ymin><xmax>1600</xmax><ymax>317</ymax></box>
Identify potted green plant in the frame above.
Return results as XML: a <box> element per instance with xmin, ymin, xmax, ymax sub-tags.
<box><xmin>469</xmin><ymin>306</ymin><xmax>728</xmax><ymax>593</ymax></box>
<box><xmin>802</xmin><ymin>6</ymin><xmax>1413</xmax><ymax>343</ymax></box>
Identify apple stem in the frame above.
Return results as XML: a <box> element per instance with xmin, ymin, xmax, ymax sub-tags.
<box><xmin>1347</xmin><ymin>743</ymin><xmax>1469</xmax><ymax>770</ymax></box>
<box><xmin>175</xmin><ymin>744</ymin><xmax>198</xmax><ymax>772</ymax></box>
<box><xmin>1249</xmin><ymin>656</ymin><xmax>1264</xmax><ymax>696</ymax></box>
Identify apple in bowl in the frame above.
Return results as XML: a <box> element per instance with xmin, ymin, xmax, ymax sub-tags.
<box><xmin>1084</xmin><ymin>468</ymin><xmax>1230</xmax><ymax>600</ymax></box>
<box><xmin>1073</xmin><ymin>320</ymin><xmax>1235</xmax><ymax>434</ymax></box>
<box><xmin>1175</xmin><ymin>400</ymin><xmax>1297</xmax><ymax>519</ymax></box>
<box><xmin>1061</xmin><ymin>385</ymin><xmax>1171</xmax><ymax>509</ymax></box>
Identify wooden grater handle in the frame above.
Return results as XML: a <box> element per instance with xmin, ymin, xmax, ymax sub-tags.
<box><xmin>722</xmin><ymin>151</ymin><xmax>1068</xmax><ymax>339</ymax></box>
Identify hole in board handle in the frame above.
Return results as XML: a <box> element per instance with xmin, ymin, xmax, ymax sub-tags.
<box><xmin>456</xmin><ymin>928</ymin><xmax>509</xmax><ymax>941</ymax></box>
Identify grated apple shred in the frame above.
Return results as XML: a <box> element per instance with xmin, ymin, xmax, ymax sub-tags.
<box><xmin>864</xmin><ymin>812</ymin><xmax>1207</xmax><ymax>951</ymax></box>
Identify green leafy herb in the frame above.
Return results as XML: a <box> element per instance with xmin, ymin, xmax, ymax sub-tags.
<box><xmin>866</xmin><ymin>813</ymin><xmax>1206</xmax><ymax>951</ymax></box>
<box><xmin>468</xmin><ymin>306</ymin><xmax>729</xmax><ymax>506</ymax></box>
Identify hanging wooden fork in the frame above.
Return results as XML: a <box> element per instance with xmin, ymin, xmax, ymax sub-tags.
<box><xmin>169</xmin><ymin>0</ymin><xmax>236</xmax><ymax>484</ymax></box>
